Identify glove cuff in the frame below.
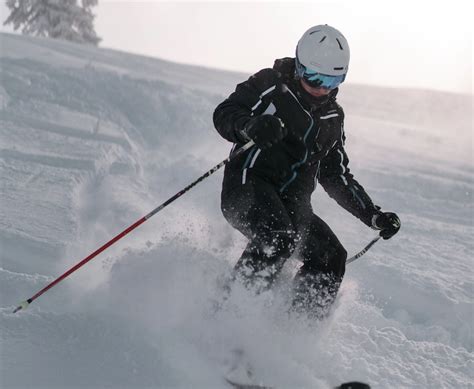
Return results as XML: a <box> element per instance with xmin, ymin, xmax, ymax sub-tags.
<box><xmin>235</xmin><ymin>117</ymin><xmax>252</xmax><ymax>143</ymax></box>
<box><xmin>371</xmin><ymin>214</ymin><xmax>381</xmax><ymax>230</ymax></box>
<box><xmin>370</xmin><ymin>207</ymin><xmax>383</xmax><ymax>230</ymax></box>
<box><xmin>238</xmin><ymin>128</ymin><xmax>252</xmax><ymax>143</ymax></box>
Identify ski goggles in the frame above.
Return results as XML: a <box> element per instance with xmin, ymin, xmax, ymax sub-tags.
<box><xmin>296</xmin><ymin>60</ymin><xmax>346</xmax><ymax>90</ymax></box>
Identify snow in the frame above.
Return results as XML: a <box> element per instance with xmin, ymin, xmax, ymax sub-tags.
<box><xmin>1</xmin><ymin>32</ymin><xmax>473</xmax><ymax>388</ymax></box>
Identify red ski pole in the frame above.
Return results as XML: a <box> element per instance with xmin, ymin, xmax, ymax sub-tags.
<box><xmin>13</xmin><ymin>141</ymin><xmax>255</xmax><ymax>313</ymax></box>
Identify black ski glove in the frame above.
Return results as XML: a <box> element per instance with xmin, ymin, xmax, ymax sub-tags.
<box><xmin>241</xmin><ymin>114</ymin><xmax>287</xmax><ymax>149</ymax></box>
<box><xmin>372</xmin><ymin>211</ymin><xmax>401</xmax><ymax>240</ymax></box>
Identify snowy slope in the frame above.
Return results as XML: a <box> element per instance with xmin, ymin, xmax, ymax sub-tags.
<box><xmin>0</xmin><ymin>32</ymin><xmax>472</xmax><ymax>388</ymax></box>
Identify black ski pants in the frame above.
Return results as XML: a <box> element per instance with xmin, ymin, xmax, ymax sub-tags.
<box><xmin>221</xmin><ymin>176</ymin><xmax>347</xmax><ymax>294</ymax></box>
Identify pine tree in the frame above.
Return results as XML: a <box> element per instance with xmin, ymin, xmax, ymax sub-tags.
<box><xmin>4</xmin><ymin>0</ymin><xmax>101</xmax><ymax>46</ymax></box>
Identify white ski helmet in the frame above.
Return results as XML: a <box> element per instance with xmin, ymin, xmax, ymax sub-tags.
<box><xmin>296</xmin><ymin>25</ymin><xmax>350</xmax><ymax>76</ymax></box>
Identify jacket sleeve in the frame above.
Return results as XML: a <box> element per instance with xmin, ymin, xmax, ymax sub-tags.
<box><xmin>318</xmin><ymin>141</ymin><xmax>379</xmax><ymax>226</ymax></box>
<box><xmin>213</xmin><ymin>68</ymin><xmax>278</xmax><ymax>144</ymax></box>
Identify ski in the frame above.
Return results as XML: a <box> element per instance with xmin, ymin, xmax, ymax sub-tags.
<box><xmin>225</xmin><ymin>378</ymin><xmax>371</xmax><ymax>389</ymax></box>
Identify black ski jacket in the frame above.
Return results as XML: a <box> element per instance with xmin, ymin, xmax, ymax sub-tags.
<box><xmin>213</xmin><ymin>58</ymin><xmax>379</xmax><ymax>226</ymax></box>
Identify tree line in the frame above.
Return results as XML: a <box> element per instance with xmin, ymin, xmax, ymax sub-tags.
<box><xmin>4</xmin><ymin>0</ymin><xmax>101</xmax><ymax>46</ymax></box>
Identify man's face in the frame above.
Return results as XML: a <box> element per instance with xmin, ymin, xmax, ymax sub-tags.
<box><xmin>300</xmin><ymin>79</ymin><xmax>332</xmax><ymax>97</ymax></box>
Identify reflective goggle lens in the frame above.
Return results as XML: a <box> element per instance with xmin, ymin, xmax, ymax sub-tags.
<box><xmin>296</xmin><ymin>59</ymin><xmax>346</xmax><ymax>90</ymax></box>
<box><xmin>303</xmin><ymin>69</ymin><xmax>346</xmax><ymax>90</ymax></box>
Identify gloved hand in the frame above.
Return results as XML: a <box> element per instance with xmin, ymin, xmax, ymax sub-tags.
<box><xmin>372</xmin><ymin>211</ymin><xmax>401</xmax><ymax>240</ymax></box>
<box><xmin>241</xmin><ymin>114</ymin><xmax>287</xmax><ymax>149</ymax></box>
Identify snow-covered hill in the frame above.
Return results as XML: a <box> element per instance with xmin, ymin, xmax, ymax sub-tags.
<box><xmin>0</xmin><ymin>32</ymin><xmax>472</xmax><ymax>388</ymax></box>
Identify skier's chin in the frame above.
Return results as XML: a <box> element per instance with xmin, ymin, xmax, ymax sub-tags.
<box><xmin>300</xmin><ymin>80</ymin><xmax>332</xmax><ymax>97</ymax></box>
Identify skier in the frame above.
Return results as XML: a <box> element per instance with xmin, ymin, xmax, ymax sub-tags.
<box><xmin>213</xmin><ymin>25</ymin><xmax>400</xmax><ymax>318</ymax></box>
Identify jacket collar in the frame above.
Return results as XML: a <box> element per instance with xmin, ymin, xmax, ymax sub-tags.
<box><xmin>273</xmin><ymin>57</ymin><xmax>338</xmax><ymax>112</ymax></box>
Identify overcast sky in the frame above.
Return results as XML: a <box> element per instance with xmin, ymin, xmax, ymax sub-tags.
<box><xmin>1</xmin><ymin>0</ymin><xmax>472</xmax><ymax>94</ymax></box>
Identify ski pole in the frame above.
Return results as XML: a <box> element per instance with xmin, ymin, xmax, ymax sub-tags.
<box><xmin>13</xmin><ymin>141</ymin><xmax>256</xmax><ymax>314</ymax></box>
<box><xmin>346</xmin><ymin>236</ymin><xmax>381</xmax><ymax>265</ymax></box>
